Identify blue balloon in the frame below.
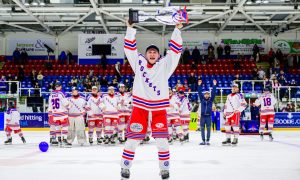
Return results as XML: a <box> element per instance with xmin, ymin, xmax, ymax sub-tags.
<box><xmin>39</xmin><ymin>141</ymin><xmax>49</xmax><ymax>152</ymax></box>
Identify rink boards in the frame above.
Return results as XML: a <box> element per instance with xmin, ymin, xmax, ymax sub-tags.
<box><xmin>0</xmin><ymin>112</ymin><xmax>299</xmax><ymax>131</ymax></box>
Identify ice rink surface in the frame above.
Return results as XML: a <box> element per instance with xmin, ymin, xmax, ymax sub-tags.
<box><xmin>0</xmin><ymin>131</ymin><xmax>299</xmax><ymax>180</ymax></box>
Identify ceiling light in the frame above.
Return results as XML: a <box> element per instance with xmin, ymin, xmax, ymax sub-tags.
<box><xmin>246</xmin><ymin>1</ymin><xmax>252</xmax><ymax>4</ymax></box>
<box><xmin>255</xmin><ymin>0</ymin><xmax>262</xmax><ymax>3</ymax></box>
<box><xmin>31</xmin><ymin>1</ymin><xmax>38</xmax><ymax>6</ymax></box>
<box><xmin>150</xmin><ymin>0</ymin><xmax>157</xmax><ymax>4</ymax></box>
<box><xmin>158</xmin><ymin>0</ymin><xmax>164</xmax><ymax>3</ymax></box>
<box><xmin>143</xmin><ymin>0</ymin><xmax>149</xmax><ymax>4</ymax></box>
<box><xmin>262</xmin><ymin>0</ymin><xmax>269</xmax><ymax>3</ymax></box>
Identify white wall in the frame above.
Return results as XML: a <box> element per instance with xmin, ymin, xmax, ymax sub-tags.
<box><xmin>1</xmin><ymin>30</ymin><xmax>299</xmax><ymax>57</ymax></box>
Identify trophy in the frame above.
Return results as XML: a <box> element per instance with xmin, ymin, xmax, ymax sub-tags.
<box><xmin>129</xmin><ymin>6</ymin><xmax>189</xmax><ymax>25</ymax></box>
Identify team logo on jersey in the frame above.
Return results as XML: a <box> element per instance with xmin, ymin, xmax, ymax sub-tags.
<box><xmin>164</xmin><ymin>161</ymin><xmax>169</xmax><ymax>167</ymax></box>
<box><xmin>130</xmin><ymin>123</ymin><xmax>143</xmax><ymax>133</ymax></box>
<box><xmin>124</xmin><ymin>160</ymin><xmax>130</xmax><ymax>166</ymax></box>
<box><xmin>155</xmin><ymin>123</ymin><xmax>164</xmax><ymax>128</ymax></box>
<box><xmin>89</xmin><ymin>121</ymin><xmax>95</xmax><ymax>126</ymax></box>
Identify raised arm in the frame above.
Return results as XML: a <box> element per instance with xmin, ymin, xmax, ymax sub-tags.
<box><xmin>237</xmin><ymin>94</ymin><xmax>247</xmax><ymax>112</ymax></box>
<box><xmin>124</xmin><ymin>21</ymin><xmax>139</xmax><ymax>73</ymax></box>
<box><xmin>164</xmin><ymin>23</ymin><xmax>183</xmax><ymax>78</ymax></box>
<box><xmin>197</xmin><ymin>79</ymin><xmax>204</xmax><ymax>102</ymax></box>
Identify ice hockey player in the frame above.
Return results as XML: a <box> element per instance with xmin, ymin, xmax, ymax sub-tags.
<box><xmin>4</xmin><ymin>102</ymin><xmax>26</xmax><ymax>145</ymax></box>
<box><xmin>223</xmin><ymin>83</ymin><xmax>247</xmax><ymax>146</ymax></box>
<box><xmin>48</xmin><ymin>81</ymin><xmax>69</xmax><ymax>146</ymax></box>
<box><xmin>117</xmin><ymin>83</ymin><xmax>131</xmax><ymax>143</ymax></box>
<box><xmin>67</xmin><ymin>87</ymin><xmax>87</xmax><ymax>147</ymax></box>
<box><xmin>167</xmin><ymin>88</ymin><xmax>181</xmax><ymax>144</ymax></box>
<box><xmin>120</xmin><ymin>19</ymin><xmax>183</xmax><ymax>180</ymax></box>
<box><xmin>254</xmin><ymin>87</ymin><xmax>277</xmax><ymax>141</ymax></box>
<box><xmin>100</xmin><ymin>86</ymin><xmax>120</xmax><ymax>145</ymax></box>
<box><xmin>178</xmin><ymin>90</ymin><xmax>191</xmax><ymax>143</ymax></box>
<box><xmin>86</xmin><ymin>86</ymin><xmax>103</xmax><ymax>145</ymax></box>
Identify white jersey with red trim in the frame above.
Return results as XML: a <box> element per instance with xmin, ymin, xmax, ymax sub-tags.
<box><xmin>67</xmin><ymin>96</ymin><xmax>86</xmax><ymax>117</ymax></box>
<box><xmin>254</xmin><ymin>92</ymin><xmax>277</xmax><ymax>115</ymax></box>
<box><xmin>224</xmin><ymin>93</ymin><xmax>247</xmax><ymax>118</ymax></box>
<box><xmin>117</xmin><ymin>92</ymin><xmax>131</xmax><ymax>116</ymax></box>
<box><xmin>179</xmin><ymin>96</ymin><xmax>191</xmax><ymax>120</ymax></box>
<box><xmin>48</xmin><ymin>90</ymin><xmax>69</xmax><ymax>120</ymax></box>
<box><xmin>124</xmin><ymin>26</ymin><xmax>182</xmax><ymax>111</ymax></box>
<box><xmin>5</xmin><ymin>108</ymin><xmax>20</xmax><ymax>125</ymax></box>
<box><xmin>167</xmin><ymin>95</ymin><xmax>181</xmax><ymax>120</ymax></box>
<box><xmin>101</xmin><ymin>94</ymin><xmax>120</xmax><ymax>119</ymax></box>
<box><xmin>86</xmin><ymin>94</ymin><xmax>102</xmax><ymax>120</ymax></box>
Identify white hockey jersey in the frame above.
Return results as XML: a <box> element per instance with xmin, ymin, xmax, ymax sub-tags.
<box><xmin>5</xmin><ymin>108</ymin><xmax>20</xmax><ymax>125</ymax></box>
<box><xmin>124</xmin><ymin>26</ymin><xmax>182</xmax><ymax>111</ymax></box>
<box><xmin>67</xmin><ymin>96</ymin><xmax>86</xmax><ymax>117</ymax></box>
<box><xmin>86</xmin><ymin>94</ymin><xmax>102</xmax><ymax>120</ymax></box>
<box><xmin>167</xmin><ymin>95</ymin><xmax>181</xmax><ymax>120</ymax></box>
<box><xmin>179</xmin><ymin>96</ymin><xmax>191</xmax><ymax>121</ymax></box>
<box><xmin>254</xmin><ymin>92</ymin><xmax>277</xmax><ymax>115</ymax></box>
<box><xmin>117</xmin><ymin>92</ymin><xmax>131</xmax><ymax>116</ymax></box>
<box><xmin>101</xmin><ymin>94</ymin><xmax>120</xmax><ymax>119</ymax></box>
<box><xmin>48</xmin><ymin>90</ymin><xmax>69</xmax><ymax>120</ymax></box>
<box><xmin>224</xmin><ymin>93</ymin><xmax>247</xmax><ymax>118</ymax></box>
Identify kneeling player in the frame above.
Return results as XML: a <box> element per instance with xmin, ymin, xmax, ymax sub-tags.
<box><xmin>254</xmin><ymin>88</ymin><xmax>277</xmax><ymax>141</ymax></box>
<box><xmin>4</xmin><ymin>102</ymin><xmax>26</xmax><ymax>145</ymax></box>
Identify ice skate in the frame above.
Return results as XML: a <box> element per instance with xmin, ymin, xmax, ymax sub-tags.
<box><xmin>97</xmin><ymin>137</ymin><xmax>102</xmax><ymax>145</ymax></box>
<box><xmin>259</xmin><ymin>133</ymin><xmax>264</xmax><ymax>141</ymax></box>
<box><xmin>160</xmin><ymin>170</ymin><xmax>170</xmax><ymax>180</ymax></box>
<box><xmin>51</xmin><ymin>138</ymin><xmax>59</xmax><ymax>146</ymax></box>
<box><xmin>89</xmin><ymin>137</ymin><xmax>93</xmax><ymax>145</ymax></box>
<box><xmin>222</xmin><ymin>138</ymin><xmax>231</xmax><ymax>146</ymax></box>
<box><xmin>206</xmin><ymin>141</ymin><xmax>210</xmax><ymax>145</ymax></box>
<box><xmin>110</xmin><ymin>136</ymin><xmax>116</xmax><ymax>145</ymax></box>
<box><xmin>184</xmin><ymin>134</ymin><xmax>189</xmax><ymax>142</ymax></box>
<box><xmin>62</xmin><ymin>139</ymin><xmax>72</xmax><ymax>148</ymax></box>
<box><xmin>4</xmin><ymin>138</ymin><xmax>12</xmax><ymax>145</ymax></box>
<box><xmin>104</xmin><ymin>136</ymin><xmax>110</xmax><ymax>145</ymax></box>
<box><xmin>269</xmin><ymin>133</ymin><xmax>274</xmax><ymax>142</ymax></box>
<box><xmin>121</xmin><ymin>168</ymin><xmax>130</xmax><ymax>179</ymax></box>
<box><xmin>118</xmin><ymin>137</ymin><xmax>125</xmax><ymax>144</ymax></box>
<box><xmin>231</xmin><ymin>138</ymin><xmax>238</xmax><ymax>146</ymax></box>
<box><xmin>58</xmin><ymin>136</ymin><xmax>62</xmax><ymax>147</ymax></box>
<box><xmin>21</xmin><ymin>136</ymin><xmax>26</xmax><ymax>144</ymax></box>
<box><xmin>168</xmin><ymin>138</ymin><xmax>173</xmax><ymax>144</ymax></box>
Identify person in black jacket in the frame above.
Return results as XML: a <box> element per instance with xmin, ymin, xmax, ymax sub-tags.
<box><xmin>224</xmin><ymin>44</ymin><xmax>231</xmax><ymax>59</ymax></box>
<box><xmin>198</xmin><ymin>79</ymin><xmax>217</xmax><ymax>145</ymax></box>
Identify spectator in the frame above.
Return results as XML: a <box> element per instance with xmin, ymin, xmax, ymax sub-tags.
<box><xmin>110</xmin><ymin>78</ymin><xmax>118</xmax><ymax>88</ymax></box>
<box><xmin>59</xmin><ymin>51</ymin><xmax>67</xmax><ymax>65</ymax></box>
<box><xmin>287</xmin><ymin>54</ymin><xmax>294</xmax><ymax>68</ymax></box>
<box><xmin>71</xmin><ymin>76</ymin><xmax>78</xmax><ymax>87</ymax></box>
<box><xmin>47</xmin><ymin>82</ymin><xmax>55</xmax><ymax>91</ymax></box>
<box><xmin>275</xmin><ymin>49</ymin><xmax>283</xmax><ymax>64</ymax></box>
<box><xmin>233</xmin><ymin>54</ymin><xmax>241</xmax><ymax>70</ymax></box>
<box><xmin>224</xmin><ymin>44</ymin><xmax>231</xmax><ymax>59</ymax></box>
<box><xmin>257</xmin><ymin>67</ymin><xmax>266</xmax><ymax>80</ymax></box>
<box><xmin>234</xmin><ymin>74</ymin><xmax>241</xmax><ymax>88</ymax></box>
<box><xmin>283</xmin><ymin>102</ymin><xmax>295</xmax><ymax>112</ymax></box>
<box><xmin>115</xmin><ymin>62</ymin><xmax>122</xmax><ymax>80</ymax></box>
<box><xmin>207</xmin><ymin>43</ymin><xmax>215</xmax><ymax>63</ymax></box>
<box><xmin>211</xmin><ymin>106</ymin><xmax>220</xmax><ymax>132</ymax></box>
<box><xmin>264</xmin><ymin>77</ymin><xmax>272</xmax><ymax>90</ymax></box>
<box><xmin>37</xmin><ymin>71</ymin><xmax>44</xmax><ymax>87</ymax></box>
<box><xmin>11</xmin><ymin>76</ymin><xmax>18</xmax><ymax>94</ymax></box>
<box><xmin>252</xmin><ymin>44</ymin><xmax>260</xmax><ymax>61</ymax></box>
<box><xmin>192</xmin><ymin>46</ymin><xmax>201</xmax><ymax>64</ymax></box>
<box><xmin>67</xmin><ymin>50</ymin><xmax>73</xmax><ymax>65</ymax></box>
<box><xmin>20</xmin><ymin>49</ymin><xmax>28</xmax><ymax>65</ymax></box>
<box><xmin>188</xmin><ymin>72</ymin><xmax>197</xmax><ymax>91</ymax></box>
<box><xmin>268</xmin><ymin>48</ymin><xmax>275</xmax><ymax>66</ymax></box>
<box><xmin>124</xmin><ymin>78</ymin><xmax>130</xmax><ymax>91</ymax></box>
<box><xmin>191</xmin><ymin>61</ymin><xmax>197</xmax><ymax>70</ymax></box>
<box><xmin>6</xmin><ymin>74</ymin><xmax>13</xmax><ymax>81</ymax></box>
<box><xmin>278</xmin><ymin>75</ymin><xmax>287</xmax><ymax>101</ymax></box>
<box><xmin>29</xmin><ymin>70</ymin><xmax>37</xmax><ymax>84</ymax></box>
<box><xmin>100</xmin><ymin>76</ymin><xmax>108</xmax><ymax>87</ymax></box>
<box><xmin>182</xmin><ymin>47</ymin><xmax>190</xmax><ymax>64</ymax></box>
<box><xmin>101</xmin><ymin>54</ymin><xmax>107</xmax><ymax>69</ymax></box>
<box><xmin>252</xmin><ymin>68</ymin><xmax>258</xmax><ymax>80</ymax></box>
<box><xmin>44</xmin><ymin>59</ymin><xmax>53</xmax><ymax>70</ymax></box>
<box><xmin>84</xmin><ymin>81</ymin><xmax>92</xmax><ymax>92</ymax></box>
<box><xmin>217</xmin><ymin>44</ymin><xmax>223</xmax><ymax>59</ymax></box>
<box><xmin>12</xmin><ymin>48</ymin><xmax>21</xmax><ymax>64</ymax></box>
<box><xmin>34</xmin><ymin>82</ymin><xmax>40</xmax><ymax>96</ymax></box>
<box><xmin>18</xmin><ymin>65</ymin><xmax>25</xmax><ymax>82</ymax></box>
<box><xmin>278</xmin><ymin>70</ymin><xmax>286</xmax><ymax>79</ymax></box>
<box><xmin>289</xmin><ymin>78</ymin><xmax>297</xmax><ymax>98</ymax></box>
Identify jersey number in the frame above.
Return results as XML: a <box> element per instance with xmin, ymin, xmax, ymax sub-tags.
<box><xmin>263</xmin><ymin>98</ymin><xmax>271</xmax><ymax>106</ymax></box>
<box><xmin>52</xmin><ymin>98</ymin><xmax>60</xmax><ymax>109</ymax></box>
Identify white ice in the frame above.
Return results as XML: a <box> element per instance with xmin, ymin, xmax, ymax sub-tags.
<box><xmin>0</xmin><ymin>131</ymin><xmax>300</xmax><ymax>180</ymax></box>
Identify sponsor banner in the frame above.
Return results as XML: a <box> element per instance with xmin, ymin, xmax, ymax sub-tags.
<box><xmin>240</xmin><ymin>120</ymin><xmax>259</xmax><ymax>133</ymax></box>
<box><xmin>181</xmin><ymin>39</ymin><xmax>211</xmax><ymax>55</ymax></box>
<box><xmin>7</xmin><ymin>38</ymin><xmax>55</xmax><ymax>56</ymax></box>
<box><xmin>189</xmin><ymin>112</ymin><xmax>198</xmax><ymax>131</ymax></box>
<box><xmin>78</xmin><ymin>34</ymin><xmax>124</xmax><ymax>61</ymax></box>
<box><xmin>0</xmin><ymin>113</ymin><xmax>4</xmax><ymax>131</ymax></box>
<box><xmin>19</xmin><ymin>113</ymin><xmax>49</xmax><ymax>128</ymax></box>
<box><xmin>274</xmin><ymin>112</ymin><xmax>300</xmax><ymax>128</ymax></box>
<box><xmin>221</xmin><ymin>38</ymin><xmax>267</xmax><ymax>55</ymax></box>
<box><xmin>273</xmin><ymin>40</ymin><xmax>300</xmax><ymax>54</ymax></box>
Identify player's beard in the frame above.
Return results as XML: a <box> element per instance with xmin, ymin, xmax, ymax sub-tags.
<box><xmin>92</xmin><ymin>93</ymin><xmax>97</xmax><ymax>97</ymax></box>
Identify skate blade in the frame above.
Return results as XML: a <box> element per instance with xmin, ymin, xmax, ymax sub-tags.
<box><xmin>4</xmin><ymin>143</ymin><xmax>12</xmax><ymax>145</ymax></box>
<box><xmin>222</xmin><ymin>144</ymin><xmax>231</xmax><ymax>146</ymax></box>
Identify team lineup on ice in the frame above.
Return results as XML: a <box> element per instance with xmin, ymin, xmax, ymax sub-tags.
<box><xmin>1</xmin><ymin>16</ymin><xmax>299</xmax><ymax>180</ymax></box>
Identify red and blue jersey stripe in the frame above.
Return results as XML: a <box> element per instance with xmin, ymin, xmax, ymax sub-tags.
<box><xmin>132</xmin><ymin>95</ymin><xmax>169</xmax><ymax>110</ymax></box>
<box><xmin>169</xmin><ymin>40</ymin><xmax>182</xmax><ymax>54</ymax></box>
<box><xmin>124</xmin><ymin>39</ymin><xmax>137</xmax><ymax>50</ymax></box>
<box><xmin>122</xmin><ymin>149</ymin><xmax>135</xmax><ymax>161</ymax></box>
<box><xmin>158</xmin><ymin>151</ymin><xmax>170</xmax><ymax>161</ymax></box>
